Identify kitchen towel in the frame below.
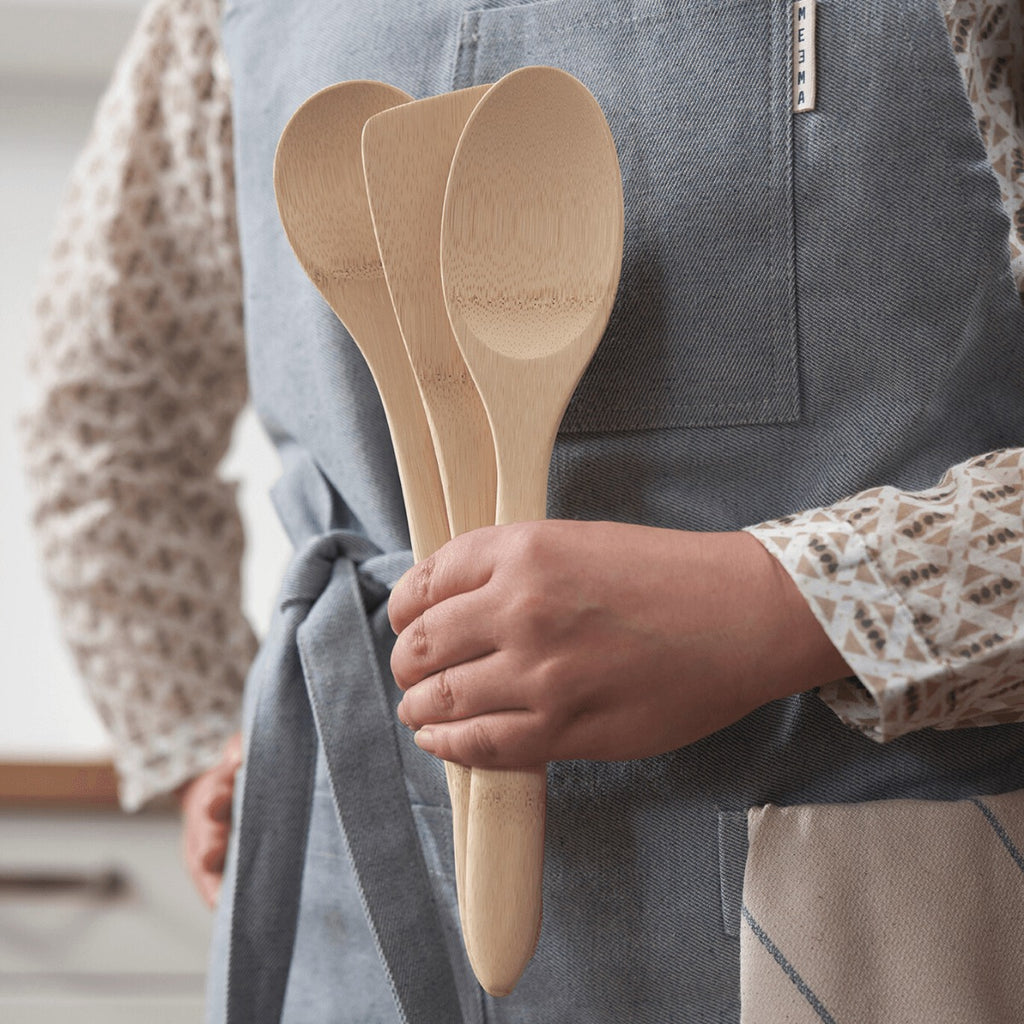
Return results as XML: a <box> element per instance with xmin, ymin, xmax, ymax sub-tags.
<box><xmin>740</xmin><ymin>789</ymin><xmax>1024</xmax><ymax>1022</ymax></box>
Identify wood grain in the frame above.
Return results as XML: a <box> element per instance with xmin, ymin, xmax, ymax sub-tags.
<box><xmin>363</xmin><ymin>84</ymin><xmax>495</xmax><ymax>935</ymax></box>
<box><xmin>274</xmin><ymin>82</ymin><xmax>451</xmax><ymax>561</ymax></box>
<box><xmin>274</xmin><ymin>81</ymin><xmax>472</xmax><ymax>949</ymax></box>
<box><xmin>363</xmin><ymin>85</ymin><xmax>496</xmax><ymax>541</ymax></box>
<box><xmin>441</xmin><ymin>66</ymin><xmax>624</xmax><ymax>996</ymax></box>
<box><xmin>0</xmin><ymin>761</ymin><xmax>120</xmax><ymax>808</ymax></box>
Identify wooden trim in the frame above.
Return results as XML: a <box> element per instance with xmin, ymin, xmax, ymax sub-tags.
<box><xmin>0</xmin><ymin>761</ymin><xmax>120</xmax><ymax>808</ymax></box>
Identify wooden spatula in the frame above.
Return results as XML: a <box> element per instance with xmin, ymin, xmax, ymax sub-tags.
<box><xmin>361</xmin><ymin>84</ymin><xmax>495</xmax><ymax>933</ymax></box>
<box><xmin>441</xmin><ymin>65</ymin><xmax>624</xmax><ymax>997</ymax></box>
<box><xmin>273</xmin><ymin>81</ymin><xmax>472</xmax><ymax>914</ymax></box>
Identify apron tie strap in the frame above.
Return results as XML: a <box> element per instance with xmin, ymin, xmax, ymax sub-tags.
<box><xmin>227</xmin><ymin>530</ymin><xmax>465</xmax><ymax>1024</ymax></box>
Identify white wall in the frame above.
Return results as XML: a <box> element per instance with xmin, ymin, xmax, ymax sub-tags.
<box><xmin>1</xmin><ymin>0</ymin><xmax>290</xmax><ymax>761</ymax></box>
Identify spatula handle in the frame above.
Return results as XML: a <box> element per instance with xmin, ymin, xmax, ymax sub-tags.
<box><xmin>377</xmin><ymin>337</ymin><xmax>452</xmax><ymax>562</ymax></box>
<box><xmin>462</xmin><ymin>434</ymin><xmax>551</xmax><ymax>996</ymax></box>
<box><xmin>369</xmin><ymin>309</ymin><xmax>474</xmax><ymax>934</ymax></box>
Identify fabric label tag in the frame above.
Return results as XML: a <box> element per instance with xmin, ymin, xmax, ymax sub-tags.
<box><xmin>793</xmin><ymin>1</ymin><xmax>817</xmax><ymax>112</ymax></box>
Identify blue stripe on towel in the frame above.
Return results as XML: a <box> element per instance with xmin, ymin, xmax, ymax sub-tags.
<box><xmin>741</xmin><ymin>904</ymin><xmax>838</xmax><ymax>1024</ymax></box>
<box><xmin>971</xmin><ymin>798</ymin><xmax>1024</xmax><ymax>876</ymax></box>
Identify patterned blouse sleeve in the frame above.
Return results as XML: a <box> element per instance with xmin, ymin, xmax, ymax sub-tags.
<box><xmin>744</xmin><ymin>2</ymin><xmax>1024</xmax><ymax>742</ymax></box>
<box><xmin>747</xmin><ymin>451</ymin><xmax>1024</xmax><ymax>740</ymax></box>
<box><xmin>19</xmin><ymin>0</ymin><xmax>256</xmax><ymax>809</ymax></box>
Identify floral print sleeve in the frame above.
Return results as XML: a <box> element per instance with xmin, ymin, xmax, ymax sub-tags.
<box><xmin>19</xmin><ymin>0</ymin><xmax>254</xmax><ymax>809</ymax></box>
<box><xmin>748</xmin><ymin>451</ymin><xmax>1024</xmax><ymax>739</ymax></box>
<box><xmin>747</xmin><ymin>1</ymin><xmax>1024</xmax><ymax>741</ymax></box>
<box><xmin>943</xmin><ymin>0</ymin><xmax>1024</xmax><ymax>287</ymax></box>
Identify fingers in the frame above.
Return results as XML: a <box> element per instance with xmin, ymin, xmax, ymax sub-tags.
<box><xmin>388</xmin><ymin>529</ymin><xmax>496</xmax><ymax>634</ymax></box>
<box><xmin>183</xmin><ymin>783</ymin><xmax>231</xmax><ymax>908</ymax></box>
<box><xmin>413</xmin><ymin>710</ymin><xmax>549</xmax><ymax>768</ymax></box>
<box><xmin>194</xmin><ymin>827</ymin><xmax>228</xmax><ymax>907</ymax></box>
<box><xmin>391</xmin><ymin>588</ymin><xmax>497</xmax><ymax>690</ymax></box>
<box><xmin>192</xmin><ymin>867</ymin><xmax>219</xmax><ymax>909</ymax></box>
<box><xmin>196</xmin><ymin>816</ymin><xmax>229</xmax><ymax>874</ymax></box>
<box><xmin>205</xmin><ymin>782</ymin><xmax>234</xmax><ymax>823</ymax></box>
<box><xmin>397</xmin><ymin>650</ymin><xmax>529</xmax><ymax>730</ymax></box>
<box><xmin>180</xmin><ymin>734</ymin><xmax>243</xmax><ymax>909</ymax></box>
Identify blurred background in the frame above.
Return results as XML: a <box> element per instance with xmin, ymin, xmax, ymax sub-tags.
<box><xmin>1</xmin><ymin>1</ymin><xmax>289</xmax><ymax>1018</ymax></box>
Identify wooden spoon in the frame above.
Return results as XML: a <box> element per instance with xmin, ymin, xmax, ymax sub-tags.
<box><xmin>361</xmin><ymin>84</ymin><xmax>495</xmax><ymax>933</ymax></box>
<box><xmin>441</xmin><ymin>66</ymin><xmax>624</xmax><ymax>997</ymax></box>
<box><xmin>273</xmin><ymin>81</ymin><xmax>472</xmax><ymax>915</ymax></box>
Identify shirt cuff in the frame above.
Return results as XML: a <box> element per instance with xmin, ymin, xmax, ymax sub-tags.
<box><xmin>116</xmin><ymin>708</ymin><xmax>242</xmax><ymax>811</ymax></box>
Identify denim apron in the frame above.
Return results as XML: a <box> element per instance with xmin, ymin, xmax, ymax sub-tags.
<box><xmin>211</xmin><ymin>2</ymin><xmax>1024</xmax><ymax>1021</ymax></box>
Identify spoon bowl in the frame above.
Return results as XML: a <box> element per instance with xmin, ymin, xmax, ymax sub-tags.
<box><xmin>273</xmin><ymin>81</ymin><xmax>452</xmax><ymax>560</ymax></box>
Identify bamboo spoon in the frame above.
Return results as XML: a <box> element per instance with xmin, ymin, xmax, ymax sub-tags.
<box><xmin>361</xmin><ymin>83</ymin><xmax>496</xmax><ymax>932</ymax></box>
<box><xmin>273</xmin><ymin>81</ymin><xmax>472</xmax><ymax>910</ymax></box>
<box><xmin>440</xmin><ymin>66</ymin><xmax>624</xmax><ymax>997</ymax></box>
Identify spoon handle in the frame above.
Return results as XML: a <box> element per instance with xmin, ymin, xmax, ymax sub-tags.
<box><xmin>464</xmin><ymin>765</ymin><xmax>546</xmax><ymax>996</ymax></box>
<box><xmin>462</xmin><ymin>434</ymin><xmax>551</xmax><ymax>996</ymax></box>
<box><xmin>414</xmin><ymin>389</ymin><xmax>498</xmax><ymax>934</ymax></box>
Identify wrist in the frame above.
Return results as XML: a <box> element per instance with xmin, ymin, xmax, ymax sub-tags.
<box><xmin>734</xmin><ymin>530</ymin><xmax>852</xmax><ymax>704</ymax></box>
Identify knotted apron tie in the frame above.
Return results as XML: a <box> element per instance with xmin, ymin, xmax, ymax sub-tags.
<box><xmin>226</xmin><ymin>529</ymin><xmax>465</xmax><ymax>1024</ymax></box>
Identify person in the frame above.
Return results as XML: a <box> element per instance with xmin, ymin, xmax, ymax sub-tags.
<box><xmin>20</xmin><ymin>0</ymin><xmax>1024</xmax><ymax>1020</ymax></box>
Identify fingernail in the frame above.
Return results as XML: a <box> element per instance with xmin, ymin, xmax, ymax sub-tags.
<box><xmin>396</xmin><ymin>704</ymin><xmax>413</xmax><ymax>730</ymax></box>
<box><xmin>414</xmin><ymin>727</ymin><xmax>434</xmax><ymax>752</ymax></box>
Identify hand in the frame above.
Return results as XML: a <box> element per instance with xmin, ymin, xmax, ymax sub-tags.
<box><xmin>176</xmin><ymin>733</ymin><xmax>242</xmax><ymax>908</ymax></box>
<box><xmin>388</xmin><ymin>522</ymin><xmax>849</xmax><ymax>767</ymax></box>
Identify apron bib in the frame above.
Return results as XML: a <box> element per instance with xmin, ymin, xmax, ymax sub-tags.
<box><xmin>213</xmin><ymin>2</ymin><xmax>1024</xmax><ymax>1021</ymax></box>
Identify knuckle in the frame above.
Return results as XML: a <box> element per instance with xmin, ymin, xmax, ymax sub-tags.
<box><xmin>410</xmin><ymin>556</ymin><xmax>436</xmax><ymax>606</ymax></box>
<box><xmin>469</xmin><ymin>720</ymin><xmax>500</xmax><ymax>764</ymax></box>
<box><xmin>391</xmin><ymin>616</ymin><xmax>431</xmax><ymax>687</ymax></box>
<box><xmin>507</xmin><ymin>521</ymin><xmax>544</xmax><ymax>566</ymax></box>
<box><xmin>434</xmin><ymin>667</ymin><xmax>457</xmax><ymax>716</ymax></box>
<box><xmin>517</xmin><ymin>519</ymin><xmax>555</xmax><ymax>563</ymax></box>
<box><xmin>389</xmin><ymin>648</ymin><xmax>407</xmax><ymax>688</ymax></box>
<box><xmin>386</xmin><ymin>590</ymin><xmax>402</xmax><ymax>632</ymax></box>
<box><xmin>409</xmin><ymin>616</ymin><xmax>431</xmax><ymax>661</ymax></box>
<box><xmin>389</xmin><ymin>557</ymin><xmax>437</xmax><ymax>631</ymax></box>
<box><xmin>530</xmin><ymin>659</ymin><xmax>559</xmax><ymax>707</ymax></box>
<box><xmin>505</xmin><ymin>585</ymin><xmax>531</xmax><ymax>618</ymax></box>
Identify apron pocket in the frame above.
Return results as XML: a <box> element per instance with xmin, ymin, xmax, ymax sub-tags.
<box><xmin>740</xmin><ymin>791</ymin><xmax>1024</xmax><ymax>1024</ymax></box>
<box><xmin>453</xmin><ymin>0</ymin><xmax>799</xmax><ymax>434</ymax></box>
<box><xmin>718</xmin><ymin>809</ymin><xmax>749</xmax><ymax>939</ymax></box>
<box><xmin>410</xmin><ymin>803</ymin><xmax>457</xmax><ymax>883</ymax></box>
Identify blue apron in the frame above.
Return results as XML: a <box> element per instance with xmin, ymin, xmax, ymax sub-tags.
<box><xmin>210</xmin><ymin>2</ymin><xmax>1024</xmax><ymax>1021</ymax></box>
